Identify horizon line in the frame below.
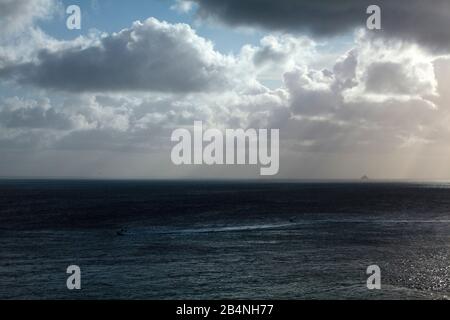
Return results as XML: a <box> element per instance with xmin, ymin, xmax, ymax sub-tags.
<box><xmin>1</xmin><ymin>176</ymin><xmax>450</xmax><ymax>183</ymax></box>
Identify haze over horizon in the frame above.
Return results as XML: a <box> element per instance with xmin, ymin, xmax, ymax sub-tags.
<box><xmin>1</xmin><ymin>0</ymin><xmax>450</xmax><ymax>180</ymax></box>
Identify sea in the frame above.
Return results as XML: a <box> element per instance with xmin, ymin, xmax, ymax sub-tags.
<box><xmin>1</xmin><ymin>180</ymin><xmax>450</xmax><ymax>300</ymax></box>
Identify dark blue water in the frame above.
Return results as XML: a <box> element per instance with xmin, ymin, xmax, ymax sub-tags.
<box><xmin>1</xmin><ymin>180</ymin><xmax>450</xmax><ymax>299</ymax></box>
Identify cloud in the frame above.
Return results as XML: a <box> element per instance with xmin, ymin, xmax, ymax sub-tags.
<box><xmin>239</xmin><ymin>34</ymin><xmax>316</xmax><ymax>83</ymax></box>
<box><xmin>0</xmin><ymin>0</ymin><xmax>57</xmax><ymax>36</ymax></box>
<box><xmin>284</xmin><ymin>67</ymin><xmax>336</xmax><ymax>116</ymax></box>
<box><xmin>364</xmin><ymin>61</ymin><xmax>434</xmax><ymax>96</ymax></box>
<box><xmin>171</xmin><ymin>0</ymin><xmax>196</xmax><ymax>14</ymax></box>
<box><xmin>0</xmin><ymin>30</ymin><xmax>444</xmax><ymax>158</ymax></box>
<box><xmin>1</xmin><ymin>3</ymin><xmax>450</xmax><ymax>178</ymax></box>
<box><xmin>252</xmin><ymin>35</ymin><xmax>315</xmax><ymax>67</ymax></box>
<box><xmin>192</xmin><ymin>0</ymin><xmax>450</xmax><ymax>51</ymax></box>
<box><xmin>342</xmin><ymin>32</ymin><xmax>439</xmax><ymax>103</ymax></box>
<box><xmin>0</xmin><ymin>97</ymin><xmax>76</xmax><ymax>130</ymax></box>
<box><xmin>282</xmin><ymin>35</ymin><xmax>442</xmax><ymax>153</ymax></box>
<box><xmin>0</xmin><ymin>18</ymin><xmax>237</xmax><ymax>93</ymax></box>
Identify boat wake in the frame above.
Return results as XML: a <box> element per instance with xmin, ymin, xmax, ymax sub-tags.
<box><xmin>118</xmin><ymin>217</ymin><xmax>450</xmax><ymax>236</ymax></box>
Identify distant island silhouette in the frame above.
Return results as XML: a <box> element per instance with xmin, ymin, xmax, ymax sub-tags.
<box><xmin>360</xmin><ymin>175</ymin><xmax>370</xmax><ymax>181</ymax></box>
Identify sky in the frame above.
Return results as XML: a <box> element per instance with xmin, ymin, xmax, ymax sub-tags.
<box><xmin>1</xmin><ymin>0</ymin><xmax>450</xmax><ymax>180</ymax></box>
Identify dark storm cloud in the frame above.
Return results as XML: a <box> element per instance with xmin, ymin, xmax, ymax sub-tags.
<box><xmin>193</xmin><ymin>0</ymin><xmax>450</xmax><ymax>51</ymax></box>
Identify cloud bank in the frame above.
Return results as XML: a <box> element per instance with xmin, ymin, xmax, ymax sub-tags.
<box><xmin>1</xmin><ymin>2</ymin><xmax>450</xmax><ymax>179</ymax></box>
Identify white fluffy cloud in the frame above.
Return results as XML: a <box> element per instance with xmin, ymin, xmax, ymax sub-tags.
<box><xmin>342</xmin><ymin>33</ymin><xmax>439</xmax><ymax>104</ymax></box>
<box><xmin>1</xmin><ymin>18</ymin><xmax>239</xmax><ymax>93</ymax></box>
<box><xmin>281</xmin><ymin>32</ymin><xmax>443</xmax><ymax>154</ymax></box>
